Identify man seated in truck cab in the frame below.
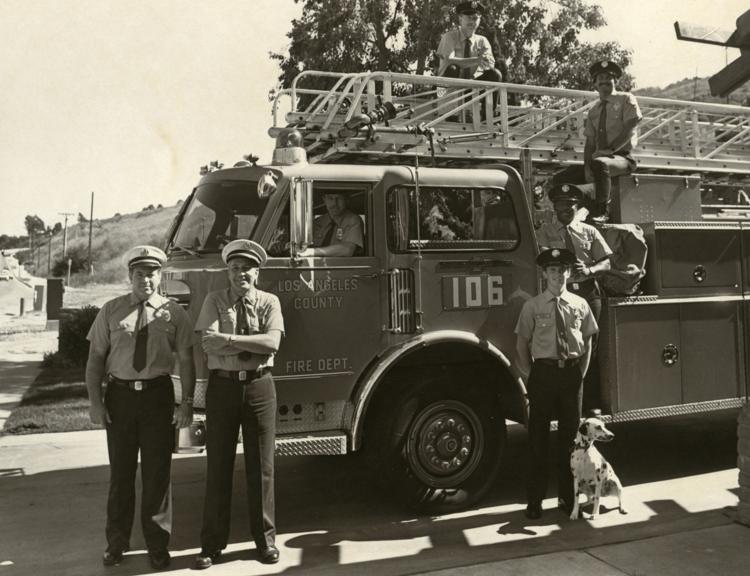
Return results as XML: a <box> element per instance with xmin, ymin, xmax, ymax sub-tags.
<box><xmin>298</xmin><ymin>192</ymin><xmax>364</xmax><ymax>257</ymax></box>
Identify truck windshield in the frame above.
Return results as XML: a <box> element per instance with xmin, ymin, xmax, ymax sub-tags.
<box><xmin>171</xmin><ymin>180</ymin><xmax>266</xmax><ymax>252</ymax></box>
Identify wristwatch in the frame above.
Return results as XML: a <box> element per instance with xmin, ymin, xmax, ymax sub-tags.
<box><xmin>183</xmin><ymin>396</ymin><xmax>194</xmax><ymax>406</ymax></box>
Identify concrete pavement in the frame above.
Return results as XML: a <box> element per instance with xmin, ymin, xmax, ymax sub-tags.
<box><xmin>0</xmin><ymin>424</ymin><xmax>747</xmax><ymax>576</ymax></box>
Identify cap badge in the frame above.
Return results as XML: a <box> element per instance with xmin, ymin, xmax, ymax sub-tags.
<box><xmin>141</xmin><ymin>248</ymin><xmax>149</xmax><ymax>256</ymax></box>
<box><xmin>602</xmin><ymin>61</ymin><xmax>609</xmax><ymax>68</ymax></box>
<box><xmin>551</xmin><ymin>249</ymin><xmax>560</xmax><ymax>258</ymax></box>
<box><xmin>562</xmin><ymin>184</ymin><xmax>570</xmax><ymax>192</ymax></box>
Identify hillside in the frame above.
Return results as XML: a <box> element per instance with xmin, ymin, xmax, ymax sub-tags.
<box><xmin>27</xmin><ymin>203</ymin><xmax>180</xmax><ymax>285</ymax></box>
<box><xmin>636</xmin><ymin>76</ymin><xmax>750</xmax><ymax>106</ymax></box>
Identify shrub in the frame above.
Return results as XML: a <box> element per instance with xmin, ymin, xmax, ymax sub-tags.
<box><xmin>52</xmin><ymin>245</ymin><xmax>89</xmax><ymax>277</ymax></box>
<box><xmin>57</xmin><ymin>306</ymin><xmax>100</xmax><ymax>367</ymax></box>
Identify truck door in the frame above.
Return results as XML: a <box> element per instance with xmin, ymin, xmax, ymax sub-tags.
<box><xmin>261</xmin><ymin>180</ymin><xmax>381</xmax><ymax>424</ymax></box>
<box><xmin>380</xmin><ymin>168</ymin><xmax>537</xmax><ymax>353</ymax></box>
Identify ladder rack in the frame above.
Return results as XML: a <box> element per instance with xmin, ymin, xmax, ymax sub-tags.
<box><xmin>271</xmin><ymin>70</ymin><xmax>750</xmax><ymax>184</ymax></box>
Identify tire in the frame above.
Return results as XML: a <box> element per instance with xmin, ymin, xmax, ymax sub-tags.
<box><xmin>365</xmin><ymin>380</ymin><xmax>506</xmax><ymax>514</ymax></box>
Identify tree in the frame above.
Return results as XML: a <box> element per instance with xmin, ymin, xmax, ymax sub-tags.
<box><xmin>78</xmin><ymin>212</ymin><xmax>88</xmax><ymax>224</ymax></box>
<box><xmin>24</xmin><ymin>214</ymin><xmax>46</xmax><ymax>238</ymax></box>
<box><xmin>272</xmin><ymin>0</ymin><xmax>634</xmax><ymax>95</ymax></box>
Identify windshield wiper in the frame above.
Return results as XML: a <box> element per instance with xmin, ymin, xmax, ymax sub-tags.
<box><xmin>168</xmin><ymin>245</ymin><xmax>203</xmax><ymax>258</ymax></box>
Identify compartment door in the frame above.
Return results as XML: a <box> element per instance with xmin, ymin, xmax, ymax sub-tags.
<box><xmin>680</xmin><ymin>300</ymin><xmax>744</xmax><ymax>403</ymax></box>
<box><xmin>613</xmin><ymin>304</ymin><xmax>682</xmax><ymax>411</ymax></box>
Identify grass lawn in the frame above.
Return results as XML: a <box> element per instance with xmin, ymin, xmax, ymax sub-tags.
<box><xmin>3</xmin><ymin>366</ymin><xmax>102</xmax><ymax>435</ymax></box>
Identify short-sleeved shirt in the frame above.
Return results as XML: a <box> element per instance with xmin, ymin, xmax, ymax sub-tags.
<box><xmin>585</xmin><ymin>91</ymin><xmax>642</xmax><ymax>152</ymax></box>
<box><xmin>86</xmin><ymin>292</ymin><xmax>194</xmax><ymax>380</ymax></box>
<box><xmin>515</xmin><ymin>289</ymin><xmax>598</xmax><ymax>361</ymax></box>
<box><xmin>536</xmin><ymin>219</ymin><xmax>612</xmax><ymax>284</ymax></box>
<box><xmin>313</xmin><ymin>211</ymin><xmax>364</xmax><ymax>252</ymax></box>
<box><xmin>437</xmin><ymin>28</ymin><xmax>495</xmax><ymax>77</ymax></box>
<box><xmin>195</xmin><ymin>287</ymin><xmax>284</xmax><ymax>372</ymax></box>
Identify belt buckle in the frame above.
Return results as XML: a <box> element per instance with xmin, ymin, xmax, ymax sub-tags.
<box><xmin>557</xmin><ymin>360</ymin><xmax>565</xmax><ymax>368</ymax></box>
<box><xmin>134</xmin><ymin>380</ymin><xmax>143</xmax><ymax>391</ymax></box>
<box><xmin>238</xmin><ymin>370</ymin><xmax>248</xmax><ymax>382</ymax></box>
<box><xmin>572</xmin><ymin>282</ymin><xmax>580</xmax><ymax>291</ymax></box>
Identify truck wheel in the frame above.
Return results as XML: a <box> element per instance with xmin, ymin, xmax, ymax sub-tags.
<box><xmin>367</xmin><ymin>382</ymin><xmax>506</xmax><ymax>513</ymax></box>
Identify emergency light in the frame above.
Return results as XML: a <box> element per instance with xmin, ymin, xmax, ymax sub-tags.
<box><xmin>273</xmin><ymin>128</ymin><xmax>307</xmax><ymax>165</ymax></box>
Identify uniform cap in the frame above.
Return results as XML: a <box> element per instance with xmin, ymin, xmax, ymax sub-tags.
<box><xmin>221</xmin><ymin>239</ymin><xmax>267</xmax><ymax>266</ymax></box>
<box><xmin>536</xmin><ymin>248</ymin><xmax>577</xmax><ymax>268</ymax></box>
<box><xmin>456</xmin><ymin>1</ymin><xmax>484</xmax><ymax>15</ymax></box>
<box><xmin>124</xmin><ymin>245</ymin><xmax>167</xmax><ymax>269</ymax></box>
<box><xmin>589</xmin><ymin>59</ymin><xmax>622</xmax><ymax>79</ymax></box>
<box><xmin>548</xmin><ymin>183</ymin><xmax>585</xmax><ymax>204</ymax></box>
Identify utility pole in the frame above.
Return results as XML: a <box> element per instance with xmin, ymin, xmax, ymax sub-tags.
<box><xmin>88</xmin><ymin>192</ymin><xmax>94</xmax><ymax>274</ymax></box>
<box><xmin>58</xmin><ymin>212</ymin><xmax>75</xmax><ymax>258</ymax></box>
<box><xmin>47</xmin><ymin>233</ymin><xmax>52</xmax><ymax>276</ymax></box>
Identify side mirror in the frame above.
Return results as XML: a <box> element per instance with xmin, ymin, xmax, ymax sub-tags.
<box><xmin>290</xmin><ymin>178</ymin><xmax>313</xmax><ymax>257</ymax></box>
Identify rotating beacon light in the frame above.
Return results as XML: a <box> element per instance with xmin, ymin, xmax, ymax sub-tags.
<box><xmin>272</xmin><ymin>128</ymin><xmax>307</xmax><ymax>166</ymax></box>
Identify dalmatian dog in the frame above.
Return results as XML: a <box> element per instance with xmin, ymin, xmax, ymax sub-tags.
<box><xmin>569</xmin><ymin>418</ymin><xmax>627</xmax><ymax>520</ymax></box>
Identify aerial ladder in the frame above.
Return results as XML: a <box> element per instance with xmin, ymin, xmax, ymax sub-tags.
<box><xmin>271</xmin><ymin>70</ymin><xmax>750</xmax><ymax>209</ymax></box>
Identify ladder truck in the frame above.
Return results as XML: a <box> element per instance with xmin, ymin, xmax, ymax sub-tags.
<box><xmin>163</xmin><ymin>70</ymin><xmax>750</xmax><ymax>512</ymax></box>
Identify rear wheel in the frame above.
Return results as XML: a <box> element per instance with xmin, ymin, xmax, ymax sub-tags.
<box><xmin>365</xmin><ymin>381</ymin><xmax>506</xmax><ymax>513</ymax></box>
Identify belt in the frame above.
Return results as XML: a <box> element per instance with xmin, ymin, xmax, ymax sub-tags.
<box><xmin>107</xmin><ymin>374</ymin><xmax>170</xmax><ymax>391</ymax></box>
<box><xmin>570</xmin><ymin>277</ymin><xmax>596</xmax><ymax>289</ymax></box>
<box><xmin>211</xmin><ymin>367</ymin><xmax>272</xmax><ymax>383</ymax></box>
<box><xmin>535</xmin><ymin>358</ymin><xmax>580</xmax><ymax>368</ymax></box>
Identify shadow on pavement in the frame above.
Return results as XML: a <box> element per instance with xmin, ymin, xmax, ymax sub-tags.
<box><xmin>0</xmin><ymin>410</ymin><xmax>742</xmax><ymax>575</ymax></box>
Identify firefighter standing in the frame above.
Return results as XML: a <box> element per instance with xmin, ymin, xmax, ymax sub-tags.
<box><xmin>584</xmin><ymin>59</ymin><xmax>642</xmax><ymax>221</ymax></box>
<box><xmin>536</xmin><ymin>183</ymin><xmax>611</xmax><ymax>414</ymax></box>
<box><xmin>515</xmin><ymin>248</ymin><xmax>598</xmax><ymax>519</ymax></box>
<box><xmin>85</xmin><ymin>245</ymin><xmax>195</xmax><ymax>569</ymax></box>
<box><xmin>194</xmin><ymin>239</ymin><xmax>284</xmax><ymax>569</ymax></box>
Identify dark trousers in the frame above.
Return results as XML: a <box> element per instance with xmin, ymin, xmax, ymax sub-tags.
<box><xmin>200</xmin><ymin>372</ymin><xmax>277</xmax><ymax>553</ymax></box>
<box><xmin>104</xmin><ymin>379</ymin><xmax>174</xmax><ymax>554</ymax></box>
<box><xmin>589</xmin><ymin>153</ymin><xmax>636</xmax><ymax>209</ymax></box>
<box><xmin>442</xmin><ymin>65</ymin><xmax>502</xmax><ymax>117</ymax></box>
<box><xmin>526</xmin><ymin>361</ymin><xmax>583</xmax><ymax>506</ymax></box>
<box><xmin>569</xmin><ymin>279</ymin><xmax>603</xmax><ymax>411</ymax></box>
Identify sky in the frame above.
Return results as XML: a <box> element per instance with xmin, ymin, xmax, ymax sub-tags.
<box><xmin>1</xmin><ymin>0</ymin><xmax>748</xmax><ymax>236</ymax></box>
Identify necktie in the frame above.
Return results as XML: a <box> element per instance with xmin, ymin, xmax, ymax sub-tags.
<box><xmin>132</xmin><ymin>301</ymin><xmax>148</xmax><ymax>372</ymax></box>
<box><xmin>555</xmin><ymin>297</ymin><xmax>570</xmax><ymax>360</ymax></box>
<box><xmin>235</xmin><ymin>298</ymin><xmax>253</xmax><ymax>362</ymax></box>
<box><xmin>321</xmin><ymin>221</ymin><xmax>335</xmax><ymax>246</ymax></box>
<box><xmin>597</xmin><ymin>100</ymin><xmax>608</xmax><ymax>149</ymax></box>
<box><xmin>564</xmin><ymin>226</ymin><xmax>577</xmax><ymax>256</ymax></box>
<box><xmin>462</xmin><ymin>38</ymin><xmax>472</xmax><ymax>79</ymax></box>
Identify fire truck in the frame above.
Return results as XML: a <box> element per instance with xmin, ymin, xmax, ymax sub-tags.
<box><xmin>163</xmin><ymin>71</ymin><xmax>750</xmax><ymax>513</ymax></box>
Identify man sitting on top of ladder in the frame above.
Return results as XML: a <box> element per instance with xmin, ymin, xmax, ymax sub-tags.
<box><xmin>584</xmin><ymin>59</ymin><xmax>643</xmax><ymax>223</ymax></box>
<box><xmin>436</xmin><ymin>1</ymin><xmax>503</xmax><ymax>120</ymax></box>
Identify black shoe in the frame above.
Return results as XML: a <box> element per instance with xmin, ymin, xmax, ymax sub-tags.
<box><xmin>194</xmin><ymin>550</ymin><xmax>222</xmax><ymax>570</ymax></box>
<box><xmin>102</xmin><ymin>550</ymin><xmax>124</xmax><ymax>567</ymax></box>
<box><xmin>259</xmin><ymin>545</ymin><xmax>280</xmax><ymax>564</ymax></box>
<box><xmin>525</xmin><ymin>501</ymin><xmax>542</xmax><ymax>519</ymax></box>
<box><xmin>148</xmin><ymin>549</ymin><xmax>171</xmax><ymax>570</ymax></box>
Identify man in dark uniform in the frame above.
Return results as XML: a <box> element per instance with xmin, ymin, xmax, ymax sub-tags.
<box><xmin>515</xmin><ymin>248</ymin><xmax>598</xmax><ymax>519</ymax></box>
<box><xmin>194</xmin><ymin>239</ymin><xmax>284</xmax><ymax>569</ymax></box>
<box><xmin>536</xmin><ymin>183</ymin><xmax>612</xmax><ymax>414</ymax></box>
<box><xmin>584</xmin><ymin>59</ymin><xmax>642</xmax><ymax>221</ymax></box>
<box><xmin>86</xmin><ymin>245</ymin><xmax>195</xmax><ymax>569</ymax></box>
